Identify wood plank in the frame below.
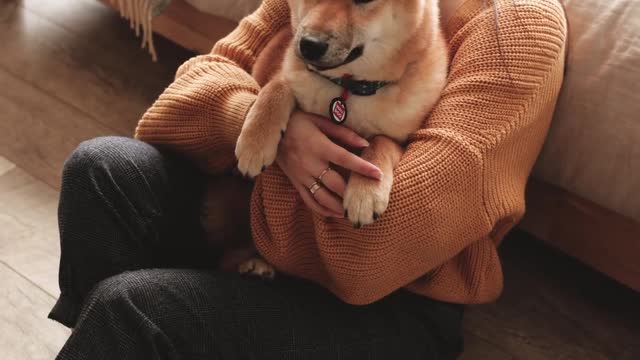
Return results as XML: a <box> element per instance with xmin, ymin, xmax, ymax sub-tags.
<box><xmin>463</xmin><ymin>231</ymin><xmax>640</xmax><ymax>359</ymax></box>
<box><xmin>0</xmin><ymin>157</ymin><xmax>16</xmax><ymax>177</ymax></box>
<box><xmin>520</xmin><ymin>179</ymin><xmax>640</xmax><ymax>292</ymax></box>
<box><xmin>0</xmin><ymin>157</ymin><xmax>69</xmax><ymax>359</ymax></box>
<box><xmin>0</xmin><ymin>157</ymin><xmax>61</xmax><ymax>297</ymax></box>
<box><xmin>0</xmin><ymin>0</ymin><xmax>192</xmax><ymax>137</ymax></box>
<box><xmin>0</xmin><ymin>262</ymin><xmax>69</xmax><ymax>360</ymax></box>
<box><xmin>459</xmin><ymin>333</ymin><xmax>514</xmax><ymax>360</ymax></box>
<box><xmin>0</xmin><ymin>68</ymin><xmax>114</xmax><ymax>189</ymax></box>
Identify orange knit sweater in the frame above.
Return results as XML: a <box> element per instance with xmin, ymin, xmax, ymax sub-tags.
<box><xmin>135</xmin><ymin>0</ymin><xmax>567</xmax><ymax>305</ymax></box>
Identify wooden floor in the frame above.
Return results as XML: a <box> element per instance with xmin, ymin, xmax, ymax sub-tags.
<box><xmin>0</xmin><ymin>0</ymin><xmax>638</xmax><ymax>359</ymax></box>
<box><xmin>0</xmin><ymin>0</ymin><xmax>192</xmax><ymax>190</ymax></box>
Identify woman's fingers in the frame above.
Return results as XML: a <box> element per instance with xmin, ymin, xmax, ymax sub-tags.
<box><xmin>328</xmin><ymin>145</ymin><xmax>383</xmax><ymax>180</ymax></box>
<box><xmin>318</xmin><ymin>168</ymin><xmax>346</xmax><ymax>198</ymax></box>
<box><xmin>293</xmin><ymin>182</ymin><xmax>342</xmax><ymax>218</ymax></box>
<box><xmin>310</xmin><ymin>115</ymin><xmax>370</xmax><ymax>148</ymax></box>
<box><xmin>314</xmin><ymin>189</ymin><xmax>344</xmax><ymax>216</ymax></box>
<box><xmin>276</xmin><ymin>111</ymin><xmax>374</xmax><ymax>216</ymax></box>
<box><xmin>306</xmin><ymin>177</ymin><xmax>344</xmax><ymax>215</ymax></box>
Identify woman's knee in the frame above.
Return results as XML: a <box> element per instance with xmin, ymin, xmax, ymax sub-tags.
<box><xmin>64</xmin><ymin>270</ymin><xmax>197</xmax><ymax>359</ymax></box>
<box><xmin>83</xmin><ymin>270</ymin><xmax>165</xmax><ymax>319</ymax></box>
<box><xmin>82</xmin><ymin>269</ymin><xmax>211</xmax><ymax>322</ymax></box>
<box><xmin>62</xmin><ymin>136</ymin><xmax>158</xmax><ymax>185</ymax></box>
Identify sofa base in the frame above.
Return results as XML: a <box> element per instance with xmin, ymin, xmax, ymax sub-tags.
<box><xmin>520</xmin><ymin>179</ymin><xmax>640</xmax><ymax>292</ymax></box>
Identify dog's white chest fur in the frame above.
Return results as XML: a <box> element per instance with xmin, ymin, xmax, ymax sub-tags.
<box><xmin>284</xmin><ymin>67</ymin><xmax>435</xmax><ymax>143</ymax></box>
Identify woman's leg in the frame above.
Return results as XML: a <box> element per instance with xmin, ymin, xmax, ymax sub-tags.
<box><xmin>56</xmin><ymin>270</ymin><xmax>464</xmax><ymax>360</ymax></box>
<box><xmin>49</xmin><ymin>136</ymin><xmax>213</xmax><ymax>328</ymax></box>
<box><xmin>50</xmin><ymin>136</ymin><xmax>464</xmax><ymax>360</ymax></box>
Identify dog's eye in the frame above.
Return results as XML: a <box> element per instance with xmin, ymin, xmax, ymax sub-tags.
<box><xmin>354</xmin><ymin>0</ymin><xmax>374</xmax><ymax>4</ymax></box>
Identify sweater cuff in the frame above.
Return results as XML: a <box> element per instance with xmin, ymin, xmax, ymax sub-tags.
<box><xmin>134</xmin><ymin>88</ymin><xmax>256</xmax><ymax>174</ymax></box>
<box><xmin>221</xmin><ymin>89</ymin><xmax>257</xmax><ymax>138</ymax></box>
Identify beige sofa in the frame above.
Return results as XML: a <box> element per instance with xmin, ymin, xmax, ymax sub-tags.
<box><xmin>523</xmin><ymin>0</ymin><xmax>640</xmax><ymax>291</ymax></box>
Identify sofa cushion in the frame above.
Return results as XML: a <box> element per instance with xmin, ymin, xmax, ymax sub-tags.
<box><xmin>533</xmin><ymin>0</ymin><xmax>640</xmax><ymax>222</ymax></box>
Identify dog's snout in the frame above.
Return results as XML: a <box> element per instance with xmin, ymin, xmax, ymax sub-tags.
<box><xmin>299</xmin><ymin>37</ymin><xmax>328</xmax><ymax>61</ymax></box>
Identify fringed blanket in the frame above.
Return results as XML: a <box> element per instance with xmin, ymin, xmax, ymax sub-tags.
<box><xmin>107</xmin><ymin>0</ymin><xmax>260</xmax><ymax>61</ymax></box>
<box><xmin>107</xmin><ymin>0</ymin><xmax>172</xmax><ymax>61</ymax></box>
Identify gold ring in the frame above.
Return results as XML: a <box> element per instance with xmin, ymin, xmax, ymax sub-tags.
<box><xmin>308</xmin><ymin>181</ymin><xmax>322</xmax><ymax>195</ymax></box>
<box><xmin>316</xmin><ymin>166</ymin><xmax>332</xmax><ymax>183</ymax></box>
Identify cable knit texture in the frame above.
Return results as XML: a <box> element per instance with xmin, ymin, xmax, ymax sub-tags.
<box><xmin>135</xmin><ymin>0</ymin><xmax>567</xmax><ymax>305</ymax></box>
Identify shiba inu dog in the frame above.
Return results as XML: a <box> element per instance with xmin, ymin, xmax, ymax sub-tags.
<box><xmin>232</xmin><ymin>0</ymin><xmax>448</xmax><ymax>277</ymax></box>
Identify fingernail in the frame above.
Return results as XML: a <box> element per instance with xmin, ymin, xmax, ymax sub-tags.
<box><xmin>372</xmin><ymin>168</ymin><xmax>383</xmax><ymax>180</ymax></box>
<box><xmin>360</xmin><ymin>139</ymin><xmax>370</xmax><ymax>147</ymax></box>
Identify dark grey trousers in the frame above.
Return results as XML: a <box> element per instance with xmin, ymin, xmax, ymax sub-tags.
<box><xmin>49</xmin><ymin>136</ymin><xmax>464</xmax><ymax>360</ymax></box>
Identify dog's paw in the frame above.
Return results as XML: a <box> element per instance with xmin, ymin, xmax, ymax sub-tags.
<box><xmin>238</xmin><ymin>257</ymin><xmax>276</xmax><ymax>280</ymax></box>
<box><xmin>235</xmin><ymin>129</ymin><xmax>282</xmax><ymax>178</ymax></box>
<box><xmin>343</xmin><ymin>173</ymin><xmax>392</xmax><ymax>228</ymax></box>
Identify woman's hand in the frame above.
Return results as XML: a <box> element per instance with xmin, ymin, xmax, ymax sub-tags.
<box><xmin>276</xmin><ymin>111</ymin><xmax>383</xmax><ymax>218</ymax></box>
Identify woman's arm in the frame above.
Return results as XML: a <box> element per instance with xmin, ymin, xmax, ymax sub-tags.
<box><xmin>255</xmin><ymin>0</ymin><xmax>568</xmax><ymax>304</ymax></box>
<box><xmin>134</xmin><ymin>0</ymin><xmax>289</xmax><ymax>174</ymax></box>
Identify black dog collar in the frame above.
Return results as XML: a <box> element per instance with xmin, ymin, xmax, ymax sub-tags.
<box><xmin>309</xmin><ymin>68</ymin><xmax>394</xmax><ymax>96</ymax></box>
<box><xmin>308</xmin><ymin>68</ymin><xmax>395</xmax><ymax>124</ymax></box>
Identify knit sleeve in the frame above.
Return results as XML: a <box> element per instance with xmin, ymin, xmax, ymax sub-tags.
<box><xmin>134</xmin><ymin>0</ymin><xmax>290</xmax><ymax>174</ymax></box>
<box><xmin>254</xmin><ymin>0</ymin><xmax>567</xmax><ymax>304</ymax></box>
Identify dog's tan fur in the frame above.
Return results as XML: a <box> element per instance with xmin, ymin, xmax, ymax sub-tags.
<box><xmin>234</xmin><ymin>0</ymin><xmax>448</xmax><ymax>276</ymax></box>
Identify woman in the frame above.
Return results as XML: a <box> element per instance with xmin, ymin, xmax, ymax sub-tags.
<box><xmin>50</xmin><ymin>0</ymin><xmax>567</xmax><ymax>358</ymax></box>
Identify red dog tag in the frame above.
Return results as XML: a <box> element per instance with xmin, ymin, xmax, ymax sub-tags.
<box><xmin>330</xmin><ymin>97</ymin><xmax>348</xmax><ymax>124</ymax></box>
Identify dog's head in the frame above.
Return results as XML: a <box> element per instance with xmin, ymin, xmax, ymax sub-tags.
<box><xmin>288</xmin><ymin>0</ymin><xmax>438</xmax><ymax>75</ymax></box>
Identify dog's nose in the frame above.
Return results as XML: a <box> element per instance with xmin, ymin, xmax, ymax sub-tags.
<box><xmin>299</xmin><ymin>37</ymin><xmax>328</xmax><ymax>61</ymax></box>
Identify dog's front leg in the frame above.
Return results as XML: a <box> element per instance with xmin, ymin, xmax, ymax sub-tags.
<box><xmin>343</xmin><ymin>136</ymin><xmax>403</xmax><ymax>227</ymax></box>
<box><xmin>236</xmin><ymin>77</ymin><xmax>295</xmax><ymax>177</ymax></box>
